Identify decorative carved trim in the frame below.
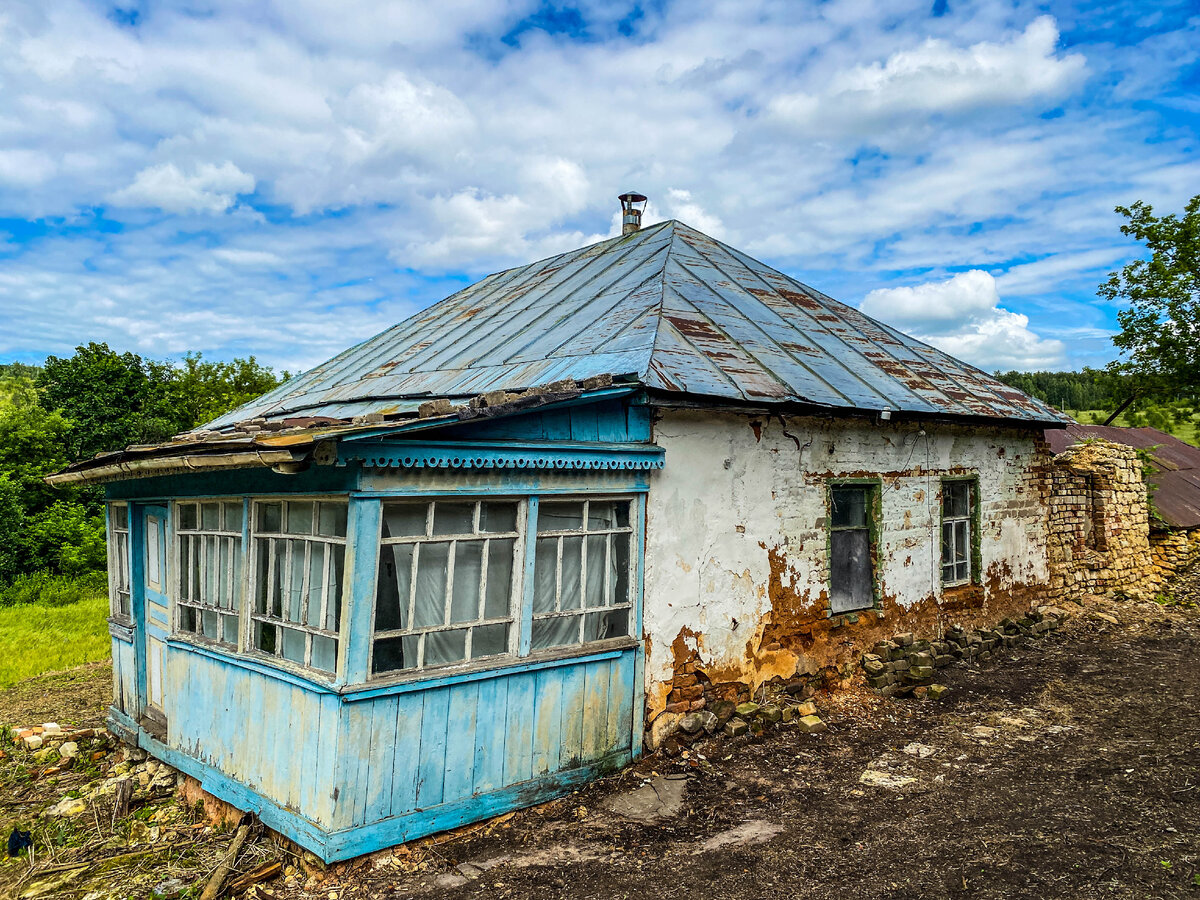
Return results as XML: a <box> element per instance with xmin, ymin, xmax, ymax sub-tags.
<box><xmin>340</xmin><ymin>441</ymin><xmax>665</xmax><ymax>472</ymax></box>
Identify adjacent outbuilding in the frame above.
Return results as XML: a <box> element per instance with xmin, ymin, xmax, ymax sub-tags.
<box><xmin>50</xmin><ymin>205</ymin><xmax>1070</xmax><ymax>862</ymax></box>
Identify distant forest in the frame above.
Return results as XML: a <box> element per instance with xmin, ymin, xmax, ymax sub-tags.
<box><xmin>993</xmin><ymin>369</ymin><xmax>1197</xmax><ymax>438</ymax></box>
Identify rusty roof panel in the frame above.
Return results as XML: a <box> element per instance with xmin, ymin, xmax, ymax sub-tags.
<box><xmin>1044</xmin><ymin>424</ymin><xmax>1200</xmax><ymax>528</ymax></box>
<box><xmin>204</xmin><ymin>220</ymin><xmax>1067</xmax><ymax>430</ymax></box>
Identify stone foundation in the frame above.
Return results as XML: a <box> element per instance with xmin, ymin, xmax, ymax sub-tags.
<box><xmin>862</xmin><ymin>606</ymin><xmax>1067</xmax><ymax>695</ymax></box>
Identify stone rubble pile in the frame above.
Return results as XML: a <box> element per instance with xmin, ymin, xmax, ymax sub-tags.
<box><xmin>7</xmin><ymin>724</ymin><xmax>184</xmax><ymax>819</ymax></box>
<box><xmin>659</xmin><ymin>689</ymin><xmax>829</xmax><ymax>756</ymax></box>
<box><xmin>861</xmin><ymin>605</ymin><xmax>1068</xmax><ymax>696</ymax></box>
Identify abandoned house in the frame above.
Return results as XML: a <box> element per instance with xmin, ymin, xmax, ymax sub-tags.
<box><xmin>49</xmin><ymin>195</ymin><xmax>1073</xmax><ymax>862</ymax></box>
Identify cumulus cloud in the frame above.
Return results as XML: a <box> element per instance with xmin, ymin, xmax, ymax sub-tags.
<box><xmin>109</xmin><ymin>162</ymin><xmax>255</xmax><ymax>214</ymax></box>
<box><xmin>860</xmin><ymin>270</ymin><xmax>1065</xmax><ymax>370</ymax></box>
<box><xmin>0</xmin><ymin>1</ymin><xmax>1192</xmax><ymax>372</ymax></box>
<box><xmin>769</xmin><ymin>16</ymin><xmax>1085</xmax><ymax>136</ymax></box>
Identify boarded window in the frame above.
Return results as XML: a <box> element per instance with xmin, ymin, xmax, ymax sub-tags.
<box><xmin>829</xmin><ymin>485</ymin><xmax>874</xmax><ymax>613</ymax></box>
<box><xmin>251</xmin><ymin>500</ymin><xmax>347</xmax><ymax>674</ymax></box>
<box><xmin>107</xmin><ymin>503</ymin><xmax>131</xmax><ymax>619</ymax></box>
<box><xmin>531</xmin><ymin>499</ymin><xmax>633</xmax><ymax>651</ymax></box>
<box><xmin>175</xmin><ymin>500</ymin><xmax>243</xmax><ymax>647</ymax></box>
<box><xmin>941</xmin><ymin>480</ymin><xmax>974</xmax><ymax>585</ymax></box>
<box><xmin>372</xmin><ymin>500</ymin><xmax>520</xmax><ymax>674</ymax></box>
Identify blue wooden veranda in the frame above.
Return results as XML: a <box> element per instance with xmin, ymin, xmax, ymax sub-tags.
<box><xmin>104</xmin><ymin>396</ymin><xmax>659</xmax><ymax>861</ymax></box>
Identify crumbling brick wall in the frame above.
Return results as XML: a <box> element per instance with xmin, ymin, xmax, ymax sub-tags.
<box><xmin>1044</xmin><ymin>440</ymin><xmax>1155</xmax><ymax>601</ymax></box>
<box><xmin>1149</xmin><ymin>528</ymin><xmax>1200</xmax><ymax>588</ymax></box>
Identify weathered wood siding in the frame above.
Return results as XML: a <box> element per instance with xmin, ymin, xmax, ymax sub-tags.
<box><xmin>333</xmin><ymin>648</ymin><xmax>635</xmax><ymax>836</ymax></box>
<box><xmin>163</xmin><ymin>648</ymin><xmax>342</xmax><ymax>826</ymax></box>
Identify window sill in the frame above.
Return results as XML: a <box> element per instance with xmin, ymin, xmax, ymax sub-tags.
<box><xmin>165</xmin><ymin>635</ymin><xmax>340</xmax><ymax>694</ymax></box>
<box><xmin>163</xmin><ymin>633</ymin><xmax>639</xmax><ymax>699</ymax></box>
<box><xmin>941</xmin><ymin>582</ymin><xmax>984</xmax><ymax>611</ymax></box>
<box><xmin>345</xmin><ymin>636</ymin><xmax>640</xmax><ymax>701</ymax></box>
<box><xmin>108</xmin><ymin>619</ymin><xmax>134</xmax><ymax>641</ymax></box>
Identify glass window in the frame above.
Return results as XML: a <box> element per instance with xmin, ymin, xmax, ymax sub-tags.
<box><xmin>531</xmin><ymin>498</ymin><xmax>633</xmax><ymax>652</ymax></box>
<box><xmin>107</xmin><ymin>503</ymin><xmax>131</xmax><ymax>619</ymax></box>
<box><xmin>250</xmin><ymin>499</ymin><xmax>347</xmax><ymax>674</ymax></box>
<box><xmin>829</xmin><ymin>485</ymin><xmax>875</xmax><ymax>613</ymax></box>
<box><xmin>941</xmin><ymin>480</ymin><xmax>974</xmax><ymax>585</ymax></box>
<box><xmin>175</xmin><ymin>500</ymin><xmax>244</xmax><ymax>648</ymax></box>
<box><xmin>372</xmin><ymin>500</ymin><xmax>520</xmax><ymax>674</ymax></box>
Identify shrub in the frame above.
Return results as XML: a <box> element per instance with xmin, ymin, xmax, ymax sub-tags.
<box><xmin>0</xmin><ymin>571</ymin><xmax>107</xmax><ymax>608</ymax></box>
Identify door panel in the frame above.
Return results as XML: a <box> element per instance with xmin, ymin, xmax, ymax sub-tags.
<box><xmin>137</xmin><ymin>505</ymin><xmax>170</xmax><ymax>724</ymax></box>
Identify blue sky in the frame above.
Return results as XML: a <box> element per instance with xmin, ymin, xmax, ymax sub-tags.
<box><xmin>0</xmin><ymin>0</ymin><xmax>1196</xmax><ymax>375</ymax></box>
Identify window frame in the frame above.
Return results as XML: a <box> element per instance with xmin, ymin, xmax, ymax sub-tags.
<box><xmin>530</xmin><ymin>497</ymin><xmax>636</xmax><ymax>653</ymax></box>
<box><xmin>940</xmin><ymin>477</ymin><xmax>980</xmax><ymax>587</ymax></box>
<box><xmin>369</xmin><ymin>498</ymin><xmax>524</xmax><ymax>676</ymax></box>
<box><xmin>172</xmin><ymin>498</ymin><xmax>246</xmax><ymax>650</ymax></box>
<box><xmin>366</xmin><ymin>492</ymin><xmax>640</xmax><ymax>680</ymax></box>
<box><xmin>825</xmin><ymin>478</ymin><xmax>882</xmax><ymax>614</ymax></box>
<box><xmin>247</xmin><ymin>496</ymin><xmax>349</xmax><ymax>676</ymax></box>
<box><xmin>106</xmin><ymin>502</ymin><xmax>132</xmax><ymax>622</ymax></box>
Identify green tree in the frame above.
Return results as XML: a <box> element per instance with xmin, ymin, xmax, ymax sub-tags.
<box><xmin>37</xmin><ymin>342</ymin><xmax>181</xmax><ymax>459</ymax></box>
<box><xmin>19</xmin><ymin>502</ymin><xmax>106</xmax><ymax>577</ymax></box>
<box><xmin>1100</xmin><ymin>195</ymin><xmax>1200</xmax><ymax>401</ymax></box>
<box><xmin>165</xmin><ymin>353</ymin><xmax>286</xmax><ymax>429</ymax></box>
<box><xmin>0</xmin><ymin>397</ymin><xmax>74</xmax><ymax>514</ymax></box>
<box><xmin>0</xmin><ymin>477</ymin><xmax>23</xmax><ymax>585</ymax></box>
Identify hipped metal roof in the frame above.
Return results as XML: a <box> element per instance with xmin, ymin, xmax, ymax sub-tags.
<box><xmin>205</xmin><ymin>220</ymin><xmax>1067</xmax><ymax>431</ymax></box>
<box><xmin>1045</xmin><ymin>424</ymin><xmax>1200</xmax><ymax>529</ymax></box>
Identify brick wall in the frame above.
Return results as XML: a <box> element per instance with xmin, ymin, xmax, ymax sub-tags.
<box><xmin>1044</xmin><ymin>440</ymin><xmax>1155</xmax><ymax>602</ymax></box>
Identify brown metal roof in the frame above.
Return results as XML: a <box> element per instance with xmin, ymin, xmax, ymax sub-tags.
<box><xmin>1044</xmin><ymin>424</ymin><xmax>1200</xmax><ymax>528</ymax></box>
<box><xmin>203</xmin><ymin>220</ymin><xmax>1069</xmax><ymax>431</ymax></box>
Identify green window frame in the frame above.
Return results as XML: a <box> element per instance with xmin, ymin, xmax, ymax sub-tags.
<box><xmin>940</xmin><ymin>477</ymin><xmax>980</xmax><ymax>586</ymax></box>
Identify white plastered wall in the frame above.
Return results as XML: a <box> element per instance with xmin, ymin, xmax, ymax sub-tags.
<box><xmin>641</xmin><ymin>408</ymin><xmax>1049</xmax><ymax>715</ymax></box>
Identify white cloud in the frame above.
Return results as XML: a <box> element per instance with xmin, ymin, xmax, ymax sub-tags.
<box><xmin>109</xmin><ymin>162</ymin><xmax>255</xmax><ymax>214</ymax></box>
<box><xmin>0</xmin><ymin>1</ymin><xmax>1191</xmax><ymax>373</ymax></box>
<box><xmin>861</xmin><ymin>270</ymin><xmax>1065</xmax><ymax>370</ymax></box>
<box><xmin>769</xmin><ymin>16</ymin><xmax>1085</xmax><ymax>136</ymax></box>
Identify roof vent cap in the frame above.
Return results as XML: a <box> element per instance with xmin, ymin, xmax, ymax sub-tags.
<box><xmin>618</xmin><ymin>191</ymin><xmax>647</xmax><ymax>235</ymax></box>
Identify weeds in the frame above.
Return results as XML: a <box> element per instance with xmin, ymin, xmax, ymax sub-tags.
<box><xmin>0</xmin><ymin>594</ymin><xmax>110</xmax><ymax>688</ymax></box>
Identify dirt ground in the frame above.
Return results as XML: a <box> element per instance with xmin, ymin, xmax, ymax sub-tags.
<box><xmin>331</xmin><ymin>591</ymin><xmax>1200</xmax><ymax>900</ymax></box>
<box><xmin>2</xmin><ymin>588</ymin><xmax>1199</xmax><ymax>899</ymax></box>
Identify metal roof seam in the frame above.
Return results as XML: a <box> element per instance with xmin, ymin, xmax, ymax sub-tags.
<box><xmin>667</xmin><ymin>248</ymin><xmax>861</xmax><ymax>408</ymax></box>
<box><xmin>473</xmin><ymin>229</ymin><xmax>674</xmax><ymax>368</ymax></box>
<box><xmin>680</xmin><ymin>225</ymin><xmax>906</xmax><ymax>409</ymax></box>
<box><xmin>417</xmin><ymin>226</ymin><xmax>668</xmax><ymax>373</ymax></box>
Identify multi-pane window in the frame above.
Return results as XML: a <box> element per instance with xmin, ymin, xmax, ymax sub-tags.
<box><xmin>251</xmin><ymin>500</ymin><xmax>347</xmax><ymax>674</ymax></box>
<box><xmin>175</xmin><ymin>500</ymin><xmax>243</xmax><ymax>647</ymax></box>
<box><xmin>532</xmin><ymin>499</ymin><xmax>632</xmax><ymax>651</ymax></box>
<box><xmin>941</xmin><ymin>480</ymin><xmax>974</xmax><ymax>585</ymax></box>
<box><xmin>107</xmin><ymin>503</ymin><xmax>131</xmax><ymax>619</ymax></box>
<box><xmin>372</xmin><ymin>500</ymin><xmax>520</xmax><ymax>674</ymax></box>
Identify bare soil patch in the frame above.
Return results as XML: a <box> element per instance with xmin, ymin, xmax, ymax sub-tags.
<box><xmin>309</xmin><ymin>594</ymin><xmax>1200</xmax><ymax>900</ymax></box>
<box><xmin>0</xmin><ymin>661</ymin><xmax>110</xmax><ymax>732</ymax></box>
<box><xmin>4</xmin><ymin>588</ymin><xmax>1200</xmax><ymax>899</ymax></box>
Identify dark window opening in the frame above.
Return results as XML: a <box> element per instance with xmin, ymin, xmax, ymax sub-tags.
<box><xmin>829</xmin><ymin>485</ymin><xmax>875</xmax><ymax>613</ymax></box>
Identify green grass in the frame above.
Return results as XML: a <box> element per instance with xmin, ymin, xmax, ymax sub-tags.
<box><xmin>1065</xmin><ymin>409</ymin><xmax>1199</xmax><ymax>447</ymax></box>
<box><xmin>0</xmin><ymin>593</ymin><xmax>111</xmax><ymax>689</ymax></box>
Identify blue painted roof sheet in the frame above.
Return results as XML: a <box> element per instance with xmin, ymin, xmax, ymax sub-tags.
<box><xmin>206</xmin><ymin>220</ymin><xmax>1068</xmax><ymax>429</ymax></box>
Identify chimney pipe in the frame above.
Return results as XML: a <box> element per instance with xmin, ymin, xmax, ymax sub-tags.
<box><xmin>618</xmin><ymin>191</ymin><xmax>648</xmax><ymax>235</ymax></box>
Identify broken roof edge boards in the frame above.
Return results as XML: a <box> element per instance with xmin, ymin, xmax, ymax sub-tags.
<box><xmin>46</xmin><ymin>386</ymin><xmax>648</xmax><ymax>487</ymax></box>
<box><xmin>642</xmin><ymin>388</ymin><xmax>1072</xmax><ymax>430</ymax></box>
<box><xmin>44</xmin><ymin>448</ymin><xmax>306</xmax><ymax>487</ymax></box>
